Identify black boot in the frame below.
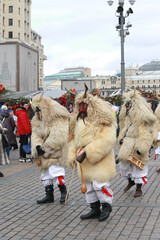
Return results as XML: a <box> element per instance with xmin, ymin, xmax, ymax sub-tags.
<box><xmin>58</xmin><ymin>184</ymin><xmax>67</xmax><ymax>204</ymax></box>
<box><xmin>0</xmin><ymin>172</ymin><xmax>4</xmax><ymax>177</ymax></box>
<box><xmin>99</xmin><ymin>203</ymin><xmax>112</xmax><ymax>222</ymax></box>
<box><xmin>37</xmin><ymin>185</ymin><xmax>54</xmax><ymax>204</ymax></box>
<box><xmin>80</xmin><ymin>201</ymin><xmax>101</xmax><ymax>220</ymax></box>
<box><xmin>124</xmin><ymin>178</ymin><xmax>135</xmax><ymax>192</ymax></box>
<box><xmin>134</xmin><ymin>184</ymin><xmax>142</xmax><ymax>197</ymax></box>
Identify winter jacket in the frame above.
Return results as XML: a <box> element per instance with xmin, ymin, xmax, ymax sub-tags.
<box><xmin>16</xmin><ymin>108</ymin><xmax>31</xmax><ymax>135</ymax></box>
<box><xmin>0</xmin><ymin>111</ymin><xmax>17</xmax><ymax>145</ymax></box>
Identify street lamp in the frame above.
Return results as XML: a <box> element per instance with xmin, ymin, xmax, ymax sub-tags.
<box><xmin>107</xmin><ymin>0</ymin><xmax>136</xmax><ymax>94</ymax></box>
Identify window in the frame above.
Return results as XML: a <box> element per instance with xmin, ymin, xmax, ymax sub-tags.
<box><xmin>9</xmin><ymin>6</ymin><xmax>13</xmax><ymax>13</ymax></box>
<box><xmin>9</xmin><ymin>19</ymin><xmax>13</xmax><ymax>26</ymax></box>
<box><xmin>18</xmin><ymin>20</ymin><xmax>20</xmax><ymax>27</ymax></box>
<box><xmin>148</xmin><ymin>80</ymin><xmax>150</xmax><ymax>83</ymax></box>
<box><xmin>9</xmin><ymin>31</ymin><xmax>13</xmax><ymax>38</ymax></box>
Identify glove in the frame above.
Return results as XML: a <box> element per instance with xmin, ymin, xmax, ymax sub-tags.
<box><xmin>36</xmin><ymin>145</ymin><xmax>45</xmax><ymax>156</ymax></box>
<box><xmin>137</xmin><ymin>150</ymin><xmax>141</xmax><ymax>155</ymax></box>
<box><xmin>119</xmin><ymin>139</ymin><xmax>123</xmax><ymax>145</ymax></box>
<box><xmin>76</xmin><ymin>151</ymin><xmax>86</xmax><ymax>163</ymax></box>
<box><xmin>115</xmin><ymin>158</ymin><xmax>119</xmax><ymax>164</ymax></box>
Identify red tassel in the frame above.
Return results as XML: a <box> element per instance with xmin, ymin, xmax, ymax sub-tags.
<box><xmin>142</xmin><ymin>176</ymin><xmax>148</xmax><ymax>184</ymax></box>
<box><xmin>101</xmin><ymin>188</ymin><xmax>112</xmax><ymax>197</ymax></box>
<box><xmin>58</xmin><ymin>176</ymin><xmax>64</xmax><ymax>186</ymax></box>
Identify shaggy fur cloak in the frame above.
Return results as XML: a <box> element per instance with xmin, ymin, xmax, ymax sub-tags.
<box><xmin>153</xmin><ymin>103</ymin><xmax>160</xmax><ymax>147</ymax></box>
<box><xmin>68</xmin><ymin>92</ymin><xmax>117</xmax><ymax>183</ymax></box>
<box><xmin>117</xmin><ymin>90</ymin><xmax>156</xmax><ymax>165</ymax></box>
<box><xmin>31</xmin><ymin>94</ymin><xmax>70</xmax><ymax>172</ymax></box>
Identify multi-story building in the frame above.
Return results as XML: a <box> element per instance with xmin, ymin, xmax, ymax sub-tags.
<box><xmin>59</xmin><ymin>67</ymin><xmax>91</xmax><ymax>77</ymax></box>
<box><xmin>0</xmin><ymin>0</ymin><xmax>46</xmax><ymax>90</ymax></box>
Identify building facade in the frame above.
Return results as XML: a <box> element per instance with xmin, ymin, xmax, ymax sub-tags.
<box><xmin>0</xmin><ymin>0</ymin><xmax>46</xmax><ymax>89</ymax></box>
<box><xmin>0</xmin><ymin>42</ymin><xmax>38</xmax><ymax>91</ymax></box>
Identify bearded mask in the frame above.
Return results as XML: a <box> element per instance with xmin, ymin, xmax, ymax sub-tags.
<box><xmin>125</xmin><ymin>100</ymin><xmax>132</xmax><ymax>115</ymax></box>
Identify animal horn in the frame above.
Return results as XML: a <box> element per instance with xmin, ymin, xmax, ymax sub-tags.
<box><xmin>83</xmin><ymin>83</ymin><xmax>88</xmax><ymax>98</ymax></box>
<box><xmin>65</xmin><ymin>87</ymin><xmax>76</xmax><ymax>96</ymax></box>
<box><xmin>39</xmin><ymin>92</ymin><xmax>44</xmax><ymax>101</ymax></box>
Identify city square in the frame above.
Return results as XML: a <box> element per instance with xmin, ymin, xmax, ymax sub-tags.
<box><xmin>0</xmin><ymin>146</ymin><xmax>160</xmax><ymax>240</ymax></box>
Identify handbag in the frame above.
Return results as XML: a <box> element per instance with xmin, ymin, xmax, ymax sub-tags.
<box><xmin>2</xmin><ymin>135</ymin><xmax>9</xmax><ymax>148</ymax></box>
<box><xmin>22</xmin><ymin>138</ymin><xmax>31</xmax><ymax>154</ymax></box>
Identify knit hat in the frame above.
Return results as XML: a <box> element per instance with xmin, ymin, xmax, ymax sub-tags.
<box><xmin>1</xmin><ymin>105</ymin><xmax>8</xmax><ymax>112</ymax></box>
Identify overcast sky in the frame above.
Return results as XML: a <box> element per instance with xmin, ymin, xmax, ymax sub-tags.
<box><xmin>31</xmin><ymin>0</ymin><xmax>160</xmax><ymax>77</ymax></box>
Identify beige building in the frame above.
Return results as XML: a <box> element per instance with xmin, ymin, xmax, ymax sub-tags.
<box><xmin>0</xmin><ymin>0</ymin><xmax>46</xmax><ymax>89</ymax></box>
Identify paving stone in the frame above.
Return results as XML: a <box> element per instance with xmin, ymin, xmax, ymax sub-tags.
<box><xmin>0</xmin><ymin>147</ymin><xmax>159</xmax><ymax>240</ymax></box>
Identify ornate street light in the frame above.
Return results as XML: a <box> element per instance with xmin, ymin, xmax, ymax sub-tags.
<box><xmin>107</xmin><ymin>0</ymin><xmax>136</xmax><ymax>94</ymax></box>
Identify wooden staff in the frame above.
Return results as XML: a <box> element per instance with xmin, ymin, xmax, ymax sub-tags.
<box><xmin>36</xmin><ymin>156</ymin><xmax>40</xmax><ymax>167</ymax></box>
<box><xmin>80</xmin><ymin>164</ymin><xmax>87</xmax><ymax>194</ymax></box>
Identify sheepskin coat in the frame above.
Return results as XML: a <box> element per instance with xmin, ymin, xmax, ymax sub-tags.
<box><xmin>68</xmin><ymin>92</ymin><xmax>117</xmax><ymax>183</ymax></box>
<box><xmin>31</xmin><ymin>95</ymin><xmax>70</xmax><ymax>172</ymax></box>
<box><xmin>117</xmin><ymin>90</ymin><xmax>156</xmax><ymax>165</ymax></box>
<box><xmin>153</xmin><ymin>104</ymin><xmax>160</xmax><ymax>147</ymax></box>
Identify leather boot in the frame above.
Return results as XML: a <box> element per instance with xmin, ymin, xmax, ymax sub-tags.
<box><xmin>124</xmin><ymin>178</ymin><xmax>135</xmax><ymax>192</ymax></box>
<box><xmin>80</xmin><ymin>201</ymin><xmax>101</xmax><ymax>220</ymax></box>
<box><xmin>157</xmin><ymin>168</ymin><xmax>160</xmax><ymax>173</ymax></box>
<box><xmin>134</xmin><ymin>184</ymin><xmax>142</xmax><ymax>197</ymax></box>
<box><xmin>58</xmin><ymin>184</ymin><xmax>67</xmax><ymax>204</ymax></box>
<box><xmin>99</xmin><ymin>203</ymin><xmax>112</xmax><ymax>222</ymax></box>
<box><xmin>37</xmin><ymin>185</ymin><xmax>54</xmax><ymax>204</ymax></box>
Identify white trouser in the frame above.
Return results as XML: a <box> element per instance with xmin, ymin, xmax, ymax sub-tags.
<box><xmin>40</xmin><ymin>165</ymin><xmax>65</xmax><ymax>187</ymax></box>
<box><xmin>85</xmin><ymin>181</ymin><xmax>113</xmax><ymax>205</ymax></box>
<box><xmin>119</xmin><ymin>162</ymin><xmax>148</xmax><ymax>185</ymax></box>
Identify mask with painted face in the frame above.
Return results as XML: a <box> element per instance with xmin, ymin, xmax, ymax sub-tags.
<box><xmin>77</xmin><ymin>102</ymin><xmax>88</xmax><ymax>122</ymax></box>
<box><xmin>125</xmin><ymin>100</ymin><xmax>132</xmax><ymax>115</ymax></box>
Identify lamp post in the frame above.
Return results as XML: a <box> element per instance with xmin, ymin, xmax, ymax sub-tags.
<box><xmin>107</xmin><ymin>0</ymin><xmax>136</xmax><ymax>94</ymax></box>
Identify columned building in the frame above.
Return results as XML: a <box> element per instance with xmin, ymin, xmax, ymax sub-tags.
<box><xmin>0</xmin><ymin>0</ymin><xmax>46</xmax><ymax>90</ymax></box>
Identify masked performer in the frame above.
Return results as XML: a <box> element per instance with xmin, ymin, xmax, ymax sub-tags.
<box><xmin>31</xmin><ymin>94</ymin><xmax>70</xmax><ymax>204</ymax></box>
<box><xmin>117</xmin><ymin>90</ymin><xmax>156</xmax><ymax>197</ymax></box>
<box><xmin>68</xmin><ymin>84</ymin><xmax>117</xmax><ymax>222</ymax></box>
<box><xmin>153</xmin><ymin>103</ymin><xmax>160</xmax><ymax>173</ymax></box>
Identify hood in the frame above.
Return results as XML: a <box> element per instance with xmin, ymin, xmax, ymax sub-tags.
<box><xmin>31</xmin><ymin>94</ymin><xmax>70</xmax><ymax>123</ymax></box>
<box><xmin>15</xmin><ymin>108</ymin><xmax>26</xmax><ymax>117</ymax></box>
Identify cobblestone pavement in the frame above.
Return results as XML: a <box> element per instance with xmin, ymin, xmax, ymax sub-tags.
<box><xmin>0</xmin><ymin>147</ymin><xmax>160</xmax><ymax>240</ymax></box>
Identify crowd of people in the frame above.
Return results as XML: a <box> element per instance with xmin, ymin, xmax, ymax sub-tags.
<box><xmin>0</xmin><ymin>89</ymin><xmax>160</xmax><ymax>223</ymax></box>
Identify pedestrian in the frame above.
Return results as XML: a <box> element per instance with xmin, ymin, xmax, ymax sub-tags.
<box><xmin>9</xmin><ymin>109</ymin><xmax>18</xmax><ymax>150</ymax></box>
<box><xmin>31</xmin><ymin>93</ymin><xmax>70</xmax><ymax>204</ymax></box>
<box><xmin>68</xmin><ymin>84</ymin><xmax>117</xmax><ymax>222</ymax></box>
<box><xmin>0</xmin><ymin>120</ymin><xmax>10</xmax><ymax>177</ymax></box>
<box><xmin>117</xmin><ymin>90</ymin><xmax>156</xmax><ymax>197</ymax></box>
<box><xmin>15</xmin><ymin>102</ymin><xmax>32</xmax><ymax>162</ymax></box>
<box><xmin>0</xmin><ymin>105</ymin><xmax>17</xmax><ymax>158</ymax></box>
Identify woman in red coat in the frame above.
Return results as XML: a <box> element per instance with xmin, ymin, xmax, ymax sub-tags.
<box><xmin>16</xmin><ymin>102</ymin><xmax>32</xmax><ymax>162</ymax></box>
